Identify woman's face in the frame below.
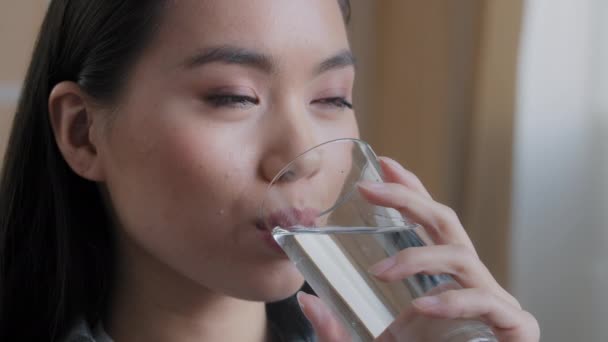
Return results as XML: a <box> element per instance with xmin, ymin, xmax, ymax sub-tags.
<box><xmin>97</xmin><ymin>0</ymin><xmax>358</xmax><ymax>302</ymax></box>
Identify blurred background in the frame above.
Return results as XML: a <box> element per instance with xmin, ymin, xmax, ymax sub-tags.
<box><xmin>1</xmin><ymin>1</ymin><xmax>606</xmax><ymax>340</ymax></box>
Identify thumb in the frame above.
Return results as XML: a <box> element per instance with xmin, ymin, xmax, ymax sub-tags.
<box><xmin>297</xmin><ymin>291</ymin><xmax>352</xmax><ymax>342</ymax></box>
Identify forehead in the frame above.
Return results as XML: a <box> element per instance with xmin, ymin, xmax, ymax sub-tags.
<box><xmin>149</xmin><ymin>0</ymin><xmax>350</xmax><ymax>68</ymax></box>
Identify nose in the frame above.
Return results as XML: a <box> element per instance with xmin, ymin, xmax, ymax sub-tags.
<box><xmin>260</xmin><ymin>109</ymin><xmax>322</xmax><ymax>184</ymax></box>
<box><xmin>275</xmin><ymin>148</ymin><xmax>321</xmax><ymax>183</ymax></box>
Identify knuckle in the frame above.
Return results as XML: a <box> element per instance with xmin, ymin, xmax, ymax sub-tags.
<box><xmin>452</xmin><ymin>243</ymin><xmax>472</xmax><ymax>259</ymax></box>
<box><xmin>395</xmin><ymin>248</ymin><xmax>419</xmax><ymax>267</ymax></box>
<box><xmin>478</xmin><ymin>287</ymin><xmax>497</xmax><ymax>301</ymax></box>
<box><xmin>453</xmin><ymin>244</ymin><xmax>477</xmax><ymax>260</ymax></box>
<box><xmin>439</xmin><ymin>290</ymin><xmax>467</xmax><ymax>316</ymax></box>
<box><xmin>448</xmin><ymin>244</ymin><xmax>476</xmax><ymax>274</ymax></box>
<box><xmin>434</xmin><ymin>204</ymin><xmax>460</xmax><ymax>230</ymax></box>
<box><xmin>441</xmin><ymin>205</ymin><xmax>459</xmax><ymax>222</ymax></box>
<box><xmin>404</xmin><ymin>170</ymin><xmax>424</xmax><ymax>186</ymax></box>
<box><xmin>401</xmin><ymin>166</ymin><xmax>418</xmax><ymax>179</ymax></box>
<box><xmin>521</xmin><ymin>310</ymin><xmax>541</xmax><ymax>339</ymax></box>
<box><xmin>501</xmin><ymin>290</ymin><xmax>523</xmax><ymax>309</ymax></box>
<box><xmin>395</xmin><ymin>182</ymin><xmax>412</xmax><ymax>195</ymax></box>
<box><xmin>440</xmin><ymin>289</ymin><xmax>461</xmax><ymax>306</ymax></box>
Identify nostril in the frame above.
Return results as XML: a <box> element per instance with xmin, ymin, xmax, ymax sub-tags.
<box><xmin>263</xmin><ymin>143</ymin><xmax>323</xmax><ymax>184</ymax></box>
<box><xmin>279</xmin><ymin>170</ymin><xmax>297</xmax><ymax>182</ymax></box>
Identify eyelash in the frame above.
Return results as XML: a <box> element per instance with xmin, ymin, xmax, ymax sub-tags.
<box><xmin>204</xmin><ymin>94</ymin><xmax>353</xmax><ymax>110</ymax></box>
<box><xmin>312</xmin><ymin>97</ymin><xmax>353</xmax><ymax>110</ymax></box>
<box><xmin>205</xmin><ymin>94</ymin><xmax>259</xmax><ymax>108</ymax></box>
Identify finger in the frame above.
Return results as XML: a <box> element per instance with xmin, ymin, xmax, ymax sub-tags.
<box><xmin>377</xmin><ymin>157</ymin><xmax>432</xmax><ymax>199</ymax></box>
<box><xmin>411</xmin><ymin>289</ymin><xmax>541</xmax><ymax>342</ymax></box>
<box><xmin>357</xmin><ymin>181</ymin><xmax>474</xmax><ymax>249</ymax></box>
<box><xmin>296</xmin><ymin>292</ymin><xmax>352</xmax><ymax>342</ymax></box>
<box><xmin>368</xmin><ymin>245</ymin><xmax>494</xmax><ymax>289</ymax></box>
<box><xmin>377</xmin><ymin>307</ymin><xmax>478</xmax><ymax>342</ymax></box>
<box><xmin>367</xmin><ymin>245</ymin><xmax>520</xmax><ymax>308</ymax></box>
<box><xmin>375</xmin><ymin>307</ymin><xmax>420</xmax><ymax>342</ymax></box>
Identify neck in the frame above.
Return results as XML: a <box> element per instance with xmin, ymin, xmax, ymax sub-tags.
<box><xmin>106</xmin><ymin>235</ymin><xmax>270</xmax><ymax>342</ymax></box>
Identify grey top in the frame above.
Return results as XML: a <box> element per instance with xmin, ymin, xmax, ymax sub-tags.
<box><xmin>62</xmin><ymin>294</ymin><xmax>315</xmax><ymax>341</ymax></box>
<box><xmin>62</xmin><ymin>318</ymin><xmax>311</xmax><ymax>342</ymax></box>
<box><xmin>63</xmin><ymin>319</ymin><xmax>113</xmax><ymax>342</ymax></box>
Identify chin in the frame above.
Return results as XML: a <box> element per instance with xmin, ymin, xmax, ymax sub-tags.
<box><xmin>263</xmin><ymin>276</ymin><xmax>307</xmax><ymax>303</ymax></box>
<box><xmin>233</xmin><ymin>265</ymin><xmax>307</xmax><ymax>303</ymax></box>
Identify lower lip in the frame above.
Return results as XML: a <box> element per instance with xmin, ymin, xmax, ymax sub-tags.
<box><xmin>258</xmin><ymin>229</ymin><xmax>286</xmax><ymax>254</ymax></box>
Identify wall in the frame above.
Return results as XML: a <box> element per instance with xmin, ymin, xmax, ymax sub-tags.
<box><xmin>0</xmin><ymin>1</ymin><xmax>47</xmax><ymax>164</ymax></box>
<box><xmin>351</xmin><ymin>0</ymin><xmax>519</xmax><ymax>286</ymax></box>
<box><xmin>512</xmin><ymin>0</ymin><xmax>608</xmax><ymax>340</ymax></box>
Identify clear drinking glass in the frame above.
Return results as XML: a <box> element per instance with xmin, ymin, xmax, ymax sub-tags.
<box><xmin>260</xmin><ymin>138</ymin><xmax>497</xmax><ymax>342</ymax></box>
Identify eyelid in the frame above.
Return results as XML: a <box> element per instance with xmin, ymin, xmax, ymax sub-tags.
<box><xmin>312</xmin><ymin>97</ymin><xmax>353</xmax><ymax>109</ymax></box>
<box><xmin>312</xmin><ymin>88</ymin><xmax>353</xmax><ymax>106</ymax></box>
<box><xmin>207</xmin><ymin>86</ymin><xmax>257</xmax><ymax>97</ymax></box>
<box><xmin>203</xmin><ymin>85</ymin><xmax>260</xmax><ymax>108</ymax></box>
<box><xmin>204</xmin><ymin>94</ymin><xmax>260</xmax><ymax>109</ymax></box>
<box><xmin>315</xmin><ymin>87</ymin><xmax>350</xmax><ymax>99</ymax></box>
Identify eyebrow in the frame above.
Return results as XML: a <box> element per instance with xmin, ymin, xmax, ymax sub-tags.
<box><xmin>315</xmin><ymin>49</ymin><xmax>357</xmax><ymax>75</ymax></box>
<box><xmin>182</xmin><ymin>45</ymin><xmax>274</xmax><ymax>73</ymax></box>
<box><xmin>181</xmin><ymin>45</ymin><xmax>356</xmax><ymax>75</ymax></box>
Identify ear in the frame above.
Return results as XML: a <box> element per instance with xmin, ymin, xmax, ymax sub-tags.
<box><xmin>48</xmin><ymin>81</ymin><xmax>105</xmax><ymax>182</ymax></box>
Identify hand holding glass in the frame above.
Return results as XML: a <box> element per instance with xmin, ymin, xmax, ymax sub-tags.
<box><xmin>260</xmin><ymin>139</ymin><xmax>497</xmax><ymax>341</ymax></box>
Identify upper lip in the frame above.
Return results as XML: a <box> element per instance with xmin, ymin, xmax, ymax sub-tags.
<box><xmin>256</xmin><ymin>207</ymin><xmax>319</xmax><ymax>231</ymax></box>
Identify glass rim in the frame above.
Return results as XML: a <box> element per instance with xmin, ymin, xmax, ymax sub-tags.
<box><xmin>259</xmin><ymin>138</ymin><xmax>375</xmax><ymax>222</ymax></box>
<box><xmin>258</xmin><ymin>138</ymin><xmax>420</xmax><ymax>230</ymax></box>
<box><xmin>266</xmin><ymin>138</ymin><xmax>373</xmax><ymax>188</ymax></box>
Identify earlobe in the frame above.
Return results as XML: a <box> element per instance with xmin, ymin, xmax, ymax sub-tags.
<box><xmin>48</xmin><ymin>81</ymin><xmax>105</xmax><ymax>182</ymax></box>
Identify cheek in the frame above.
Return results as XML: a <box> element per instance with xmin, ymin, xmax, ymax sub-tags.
<box><xmin>99</xmin><ymin>109</ymin><xmax>308</xmax><ymax>300</ymax></box>
<box><xmin>105</xmin><ymin>124</ymin><xmax>235</xmax><ymax>222</ymax></box>
<box><xmin>97</xmin><ymin>99</ymin><xmax>360</xmax><ymax>300</ymax></box>
<box><xmin>316</xmin><ymin>113</ymin><xmax>360</xmax><ymax>141</ymax></box>
<box><xmin>314</xmin><ymin>138</ymin><xmax>355</xmax><ymax>196</ymax></box>
<box><xmin>102</xmin><ymin>111</ymin><xmax>253</xmax><ymax>259</ymax></box>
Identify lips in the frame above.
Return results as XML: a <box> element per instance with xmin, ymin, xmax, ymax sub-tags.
<box><xmin>257</xmin><ymin>207</ymin><xmax>320</xmax><ymax>231</ymax></box>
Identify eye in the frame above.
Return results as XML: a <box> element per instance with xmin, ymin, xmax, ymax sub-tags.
<box><xmin>312</xmin><ymin>97</ymin><xmax>353</xmax><ymax>110</ymax></box>
<box><xmin>204</xmin><ymin>94</ymin><xmax>260</xmax><ymax>108</ymax></box>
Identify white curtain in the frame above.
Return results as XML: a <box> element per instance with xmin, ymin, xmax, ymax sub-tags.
<box><xmin>511</xmin><ymin>0</ymin><xmax>608</xmax><ymax>340</ymax></box>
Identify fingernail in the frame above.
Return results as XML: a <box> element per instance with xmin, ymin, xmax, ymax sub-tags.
<box><xmin>378</xmin><ymin>156</ymin><xmax>406</xmax><ymax>172</ymax></box>
<box><xmin>412</xmin><ymin>296</ymin><xmax>441</xmax><ymax>309</ymax></box>
<box><xmin>358</xmin><ymin>181</ymin><xmax>385</xmax><ymax>192</ymax></box>
<box><xmin>368</xmin><ymin>256</ymin><xmax>397</xmax><ymax>275</ymax></box>
<box><xmin>297</xmin><ymin>291</ymin><xmax>328</xmax><ymax>322</ymax></box>
<box><xmin>296</xmin><ymin>291</ymin><xmax>306</xmax><ymax>310</ymax></box>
